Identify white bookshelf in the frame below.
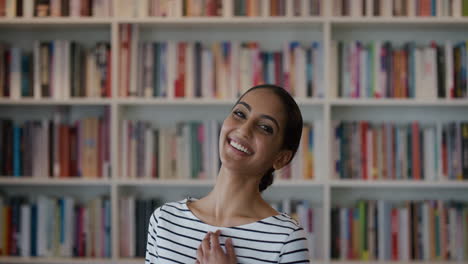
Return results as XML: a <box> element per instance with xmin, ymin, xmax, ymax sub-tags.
<box><xmin>1</xmin><ymin>0</ymin><xmax>468</xmax><ymax>263</ymax></box>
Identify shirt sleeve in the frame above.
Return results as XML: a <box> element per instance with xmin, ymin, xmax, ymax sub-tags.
<box><xmin>145</xmin><ymin>207</ymin><xmax>161</xmax><ymax>264</ymax></box>
<box><xmin>278</xmin><ymin>227</ymin><xmax>310</xmax><ymax>264</ymax></box>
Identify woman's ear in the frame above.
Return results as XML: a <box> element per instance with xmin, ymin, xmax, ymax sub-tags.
<box><xmin>272</xmin><ymin>150</ymin><xmax>293</xmax><ymax>170</ymax></box>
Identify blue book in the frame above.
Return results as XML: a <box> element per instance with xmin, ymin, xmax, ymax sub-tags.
<box><xmin>21</xmin><ymin>54</ymin><xmax>31</xmax><ymax>97</ymax></box>
<box><xmin>13</xmin><ymin>125</ymin><xmax>21</xmax><ymax>177</ymax></box>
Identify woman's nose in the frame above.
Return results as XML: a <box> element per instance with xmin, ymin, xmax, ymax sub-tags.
<box><xmin>238</xmin><ymin>119</ymin><xmax>254</xmax><ymax>138</ymax></box>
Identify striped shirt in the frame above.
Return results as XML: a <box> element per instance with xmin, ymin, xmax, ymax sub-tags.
<box><xmin>145</xmin><ymin>198</ymin><xmax>310</xmax><ymax>264</ymax></box>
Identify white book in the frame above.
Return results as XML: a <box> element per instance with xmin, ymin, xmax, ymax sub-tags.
<box><xmin>352</xmin><ymin>0</ymin><xmax>362</xmax><ymax>17</ymax></box>
<box><xmin>167</xmin><ymin>42</ymin><xmax>176</xmax><ymax>99</ymax></box>
<box><xmin>453</xmin><ymin>0</ymin><xmax>462</xmax><ymax>17</ymax></box>
<box><xmin>373</xmin><ymin>41</ymin><xmax>382</xmax><ymax>98</ymax></box>
<box><xmin>399</xmin><ymin>207</ymin><xmax>409</xmax><ymax>261</ymax></box>
<box><xmin>378</xmin><ymin>200</ymin><xmax>389</xmax><ymax>260</ymax></box>
<box><xmin>6</xmin><ymin>0</ymin><xmax>16</xmax><ymax>18</ymax></box>
<box><xmin>63</xmin><ymin>41</ymin><xmax>71</xmax><ymax>100</ymax></box>
<box><xmin>50</xmin><ymin>0</ymin><xmax>61</xmax><ymax>16</ymax></box>
<box><xmin>186</xmin><ymin>43</ymin><xmax>194</xmax><ymax>98</ymax></box>
<box><xmin>239</xmin><ymin>45</ymin><xmax>250</xmax><ymax>95</ymax></box>
<box><xmin>382</xmin><ymin>0</ymin><xmax>392</xmax><ymax>17</ymax></box>
<box><xmin>230</xmin><ymin>41</ymin><xmax>240</xmax><ymax>98</ymax></box>
<box><xmin>9</xmin><ymin>47</ymin><xmax>21</xmax><ymax>99</ymax></box>
<box><xmin>436</xmin><ymin>0</ymin><xmax>443</xmax><ymax>17</ymax></box>
<box><xmin>201</xmin><ymin>48</ymin><xmax>210</xmax><ymax>98</ymax></box>
<box><xmin>294</xmin><ymin>46</ymin><xmax>306</xmax><ymax>98</ymax></box>
<box><xmin>70</xmin><ymin>0</ymin><xmax>81</xmax><ymax>17</ymax></box>
<box><xmin>301</xmin><ymin>0</ymin><xmax>309</xmax><ymax>16</ymax></box>
<box><xmin>138</xmin><ymin>0</ymin><xmax>149</xmax><ymax>17</ymax></box>
<box><xmin>144</xmin><ymin>43</ymin><xmax>154</xmax><ymax>98</ymax></box>
<box><xmin>262</xmin><ymin>0</ymin><xmax>270</xmax><ymax>16</ymax></box>
<box><xmin>407</xmin><ymin>0</ymin><xmax>416</xmax><ymax>16</ymax></box>
<box><xmin>37</xmin><ymin>196</ymin><xmax>49</xmax><ymax>257</ymax></box>
<box><xmin>129</xmin><ymin>24</ymin><xmax>139</xmax><ymax>97</ymax></box>
<box><xmin>313</xmin><ymin>42</ymin><xmax>324</xmax><ymax>98</ymax></box>
<box><xmin>86</xmin><ymin>51</ymin><xmax>95</xmax><ymax>97</ymax></box>
<box><xmin>366</xmin><ymin>0</ymin><xmax>373</xmax><ymax>16</ymax></box>
<box><xmin>23</xmin><ymin>0</ymin><xmax>34</xmax><ymax>17</ymax></box>
<box><xmin>286</xmin><ymin>0</ymin><xmax>294</xmax><ymax>17</ymax></box>
<box><xmin>20</xmin><ymin>204</ymin><xmax>31</xmax><ymax>257</ymax></box>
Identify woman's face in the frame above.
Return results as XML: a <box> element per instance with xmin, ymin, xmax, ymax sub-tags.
<box><xmin>219</xmin><ymin>89</ymin><xmax>291</xmax><ymax>176</ymax></box>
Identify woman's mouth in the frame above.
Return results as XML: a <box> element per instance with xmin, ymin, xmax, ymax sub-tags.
<box><xmin>227</xmin><ymin>138</ymin><xmax>253</xmax><ymax>155</ymax></box>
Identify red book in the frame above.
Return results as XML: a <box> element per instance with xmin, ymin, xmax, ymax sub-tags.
<box><xmin>391</xmin><ymin>123</ymin><xmax>396</xmax><ymax>180</ymax></box>
<box><xmin>5</xmin><ymin>206</ymin><xmax>11</xmax><ymax>255</ymax></box>
<box><xmin>391</xmin><ymin>208</ymin><xmax>399</xmax><ymax>260</ymax></box>
<box><xmin>175</xmin><ymin>43</ymin><xmax>186</xmax><ymax>97</ymax></box>
<box><xmin>274</xmin><ymin>52</ymin><xmax>282</xmax><ymax>86</ymax></box>
<box><xmin>361</xmin><ymin>121</ymin><xmax>368</xmax><ymax>180</ymax></box>
<box><xmin>412</xmin><ymin>122</ymin><xmax>421</xmax><ymax>180</ymax></box>
<box><xmin>60</xmin><ymin>125</ymin><xmax>70</xmax><ymax>177</ymax></box>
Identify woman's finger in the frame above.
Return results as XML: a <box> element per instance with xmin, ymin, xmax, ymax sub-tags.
<box><xmin>201</xmin><ymin>232</ymin><xmax>211</xmax><ymax>253</ymax></box>
<box><xmin>210</xmin><ymin>230</ymin><xmax>221</xmax><ymax>250</ymax></box>
<box><xmin>196</xmin><ymin>244</ymin><xmax>204</xmax><ymax>262</ymax></box>
<box><xmin>225</xmin><ymin>238</ymin><xmax>236</xmax><ymax>258</ymax></box>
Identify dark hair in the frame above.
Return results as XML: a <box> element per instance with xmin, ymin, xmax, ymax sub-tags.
<box><xmin>233</xmin><ymin>84</ymin><xmax>303</xmax><ymax>192</ymax></box>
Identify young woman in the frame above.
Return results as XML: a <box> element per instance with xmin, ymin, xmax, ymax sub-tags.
<box><xmin>145</xmin><ymin>84</ymin><xmax>310</xmax><ymax>264</ymax></box>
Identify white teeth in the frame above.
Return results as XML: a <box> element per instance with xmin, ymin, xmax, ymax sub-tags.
<box><xmin>229</xmin><ymin>140</ymin><xmax>251</xmax><ymax>154</ymax></box>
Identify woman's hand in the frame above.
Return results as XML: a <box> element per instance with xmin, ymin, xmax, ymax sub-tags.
<box><xmin>195</xmin><ymin>230</ymin><xmax>236</xmax><ymax>264</ymax></box>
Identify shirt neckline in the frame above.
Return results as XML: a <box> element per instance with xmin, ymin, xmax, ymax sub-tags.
<box><xmin>182</xmin><ymin>197</ymin><xmax>283</xmax><ymax>229</ymax></box>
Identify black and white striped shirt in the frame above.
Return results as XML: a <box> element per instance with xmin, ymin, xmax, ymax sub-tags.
<box><xmin>145</xmin><ymin>198</ymin><xmax>310</xmax><ymax>264</ymax></box>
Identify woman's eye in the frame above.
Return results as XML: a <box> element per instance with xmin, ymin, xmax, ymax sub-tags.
<box><xmin>260</xmin><ymin>125</ymin><xmax>273</xmax><ymax>134</ymax></box>
<box><xmin>233</xmin><ymin>110</ymin><xmax>245</xmax><ymax>119</ymax></box>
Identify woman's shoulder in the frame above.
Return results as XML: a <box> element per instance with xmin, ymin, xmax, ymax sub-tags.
<box><xmin>265</xmin><ymin>212</ymin><xmax>303</xmax><ymax>232</ymax></box>
<box><xmin>149</xmin><ymin>198</ymin><xmax>192</xmax><ymax>223</ymax></box>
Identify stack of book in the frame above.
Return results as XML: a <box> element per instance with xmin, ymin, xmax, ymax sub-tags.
<box><xmin>116</xmin><ymin>0</ymin><xmax>223</xmax><ymax>17</ymax></box>
<box><xmin>0</xmin><ymin>0</ymin><xmax>113</xmax><ymax>18</ymax></box>
<box><xmin>119</xmin><ymin>26</ymin><xmax>324</xmax><ymax>99</ymax></box>
<box><xmin>0</xmin><ymin>195</ymin><xmax>111</xmax><ymax>258</ymax></box>
<box><xmin>0</xmin><ymin>41</ymin><xmax>111</xmax><ymax>99</ymax></box>
<box><xmin>332</xmin><ymin>121</ymin><xmax>468</xmax><ymax>181</ymax></box>
<box><xmin>335</xmin><ymin>41</ymin><xmax>468</xmax><ymax>99</ymax></box>
<box><xmin>333</xmin><ymin>0</ymin><xmax>468</xmax><ymax>17</ymax></box>
<box><xmin>234</xmin><ymin>0</ymin><xmax>322</xmax><ymax>17</ymax></box>
<box><xmin>331</xmin><ymin>199</ymin><xmax>468</xmax><ymax>261</ymax></box>
<box><xmin>0</xmin><ymin>108</ymin><xmax>111</xmax><ymax>178</ymax></box>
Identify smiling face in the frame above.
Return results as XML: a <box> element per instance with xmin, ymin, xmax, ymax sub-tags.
<box><xmin>219</xmin><ymin>88</ymin><xmax>293</xmax><ymax>177</ymax></box>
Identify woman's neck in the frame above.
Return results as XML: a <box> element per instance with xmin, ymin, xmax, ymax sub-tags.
<box><xmin>201</xmin><ymin>166</ymin><xmax>267</xmax><ymax>224</ymax></box>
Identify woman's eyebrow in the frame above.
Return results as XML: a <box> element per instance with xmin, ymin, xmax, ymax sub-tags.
<box><xmin>236</xmin><ymin>101</ymin><xmax>280</xmax><ymax>130</ymax></box>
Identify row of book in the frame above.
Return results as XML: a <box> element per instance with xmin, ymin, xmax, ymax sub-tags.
<box><xmin>120</xmin><ymin>120</ymin><xmax>322</xmax><ymax>180</ymax></box>
<box><xmin>0</xmin><ymin>195</ymin><xmax>111</xmax><ymax>258</ymax></box>
<box><xmin>120</xmin><ymin>120</ymin><xmax>221</xmax><ymax>180</ymax></box>
<box><xmin>270</xmin><ymin>199</ymin><xmax>323</xmax><ymax>259</ymax></box>
<box><xmin>333</xmin><ymin>121</ymin><xmax>468</xmax><ymax>181</ymax></box>
<box><xmin>119</xmin><ymin>26</ymin><xmax>324</xmax><ymax>99</ymax></box>
<box><xmin>119</xmin><ymin>196</ymin><xmax>162</xmax><ymax>258</ymax></box>
<box><xmin>0</xmin><ymin>108</ymin><xmax>110</xmax><ymax>178</ymax></box>
<box><xmin>331</xmin><ymin>200</ymin><xmax>468</xmax><ymax>261</ymax></box>
<box><xmin>0</xmin><ymin>41</ymin><xmax>111</xmax><ymax>99</ymax></box>
<box><xmin>275</xmin><ymin>122</ymin><xmax>322</xmax><ymax>180</ymax></box>
<box><xmin>234</xmin><ymin>0</ymin><xmax>322</xmax><ymax>17</ymax></box>
<box><xmin>0</xmin><ymin>0</ymin><xmax>112</xmax><ymax>18</ymax></box>
<box><xmin>333</xmin><ymin>0</ymin><xmax>468</xmax><ymax>17</ymax></box>
<box><xmin>336</xmin><ymin>41</ymin><xmax>468</xmax><ymax>99</ymax></box>
<box><xmin>117</xmin><ymin>0</ymin><xmax>223</xmax><ymax>18</ymax></box>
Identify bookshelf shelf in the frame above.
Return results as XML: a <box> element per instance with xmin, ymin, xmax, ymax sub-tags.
<box><xmin>329</xmin><ymin>180</ymin><xmax>468</xmax><ymax>189</ymax></box>
<box><xmin>116</xmin><ymin>98</ymin><xmax>325</xmax><ymax>106</ymax></box>
<box><xmin>329</xmin><ymin>98</ymin><xmax>468</xmax><ymax>106</ymax></box>
<box><xmin>0</xmin><ymin>178</ymin><xmax>111</xmax><ymax>186</ymax></box>
<box><xmin>0</xmin><ymin>98</ymin><xmax>113</xmax><ymax>105</ymax></box>
<box><xmin>329</xmin><ymin>16</ymin><xmax>468</xmax><ymax>24</ymax></box>
<box><xmin>0</xmin><ymin>257</ymin><xmax>113</xmax><ymax>264</ymax></box>
<box><xmin>0</xmin><ymin>18</ymin><xmax>113</xmax><ymax>27</ymax></box>
<box><xmin>115</xmin><ymin>179</ymin><xmax>324</xmax><ymax>187</ymax></box>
